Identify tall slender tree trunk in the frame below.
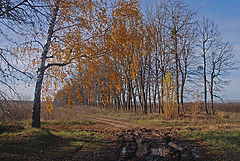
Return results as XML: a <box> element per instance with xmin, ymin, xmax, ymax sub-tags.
<box><xmin>32</xmin><ymin>68</ymin><xmax>45</xmax><ymax>128</ymax></box>
<box><xmin>127</xmin><ymin>79</ymin><xmax>131</xmax><ymax>111</ymax></box>
<box><xmin>122</xmin><ymin>90</ymin><xmax>126</xmax><ymax>110</ymax></box>
<box><xmin>154</xmin><ymin>50</ymin><xmax>158</xmax><ymax>113</ymax></box>
<box><xmin>203</xmin><ymin>44</ymin><xmax>209</xmax><ymax>115</ymax></box>
<box><xmin>210</xmin><ymin>78</ymin><xmax>214</xmax><ymax>115</ymax></box>
<box><xmin>32</xmin><ymin>4</ymin><xmax>59</xmax><ymax>128</ymax></box>
<box><xmin>149</xmin><ymin>86</ymin><xmax>152</xmax><ymax>113</ymax></box>
<box><xmin>136</xmin><ymin>78</ymin><xmax>143</xmax><ymax>108</ymax></box>
<box><xmin>141</xmin><ymin>78</ymin><xmax>147</xmax><ymax>115</ymax></box>
<box><xmin>160</xmin><ymin>69</ymin><xmax>164</xmax><ymax>114</ymax></box>
<box><xmin>142</xmin><ymin>82</ymin><xmax>147</xmax><ymax>115</ymax></box>
<box><xmin>180</xmin><ymin>54</ymin><xmax>188</xmax><ymax>113</ymax></box>
<box><xmin>173</xmin><ymin>31</ymin><xmax>180</xmax><ymax>114</ymax></box>
<box><xmin>133</xmin><ymin>88</ymin><xmax>137</xmax><ymax>113</ymax></box>
<box><xmin>139</xmin><ymin>55</ymin><xmax>147</xmax><ymax>115</ymax></box>
<box><xmin>157</xmin><ymin>86</ymin><xmax>161</xmax><ymax>113</ymax></box>
<box><xmin>210</xmin><ymin>64</ymin><xmax>215</xmax><ymax>115</ymax></box>
<box><xmin>180</xmin><ymin>74</ymin><xmax>185</xmax><ymax>112</ymax></box>
<box><xmin>153</xmin><ymin>84</ymin><xmax>157</xmax><ymax>113</ymax></box>
<box><xmin>117</xmin><ymin>94</ymin><xmax>121</xmax><ymax>111</ymax></box>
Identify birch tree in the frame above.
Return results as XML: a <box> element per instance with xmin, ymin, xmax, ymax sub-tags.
<box><xmin>26</xmin><ymin>0</ymin><xmax>109</xmax><ymax>128</ymax></box>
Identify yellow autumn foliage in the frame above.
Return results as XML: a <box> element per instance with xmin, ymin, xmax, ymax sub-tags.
<box><xmin>162</xmin><ymin>70</ymin><xmax>178</xmax><ymax>118</ymax></box>
<box><xmin>12</xmin><ymin>0</ymin><xmax>145</xmax><ymax>112</ymax></box>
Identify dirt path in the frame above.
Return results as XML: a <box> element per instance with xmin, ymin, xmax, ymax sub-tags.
<box><xmin>82</xmin><ymin>115</ymin><xmax>141</xmax><ymax>129</ymax></box>
<box><xmin>79</xmin><ymin>115</ymin><xmax>211</xmax><ymax>161</ymax></box>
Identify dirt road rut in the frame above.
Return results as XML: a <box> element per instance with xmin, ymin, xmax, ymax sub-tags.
<box><xmin>82</xmin><ymin>115</ymin><xmax>210</xmax><ymax>161</ymax></box>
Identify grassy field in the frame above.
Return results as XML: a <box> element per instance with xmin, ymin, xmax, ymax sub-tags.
<box><xmin>0</xmin><ymin>103</ymin><xmax>240</xmax><ymax>161</ymax></box>
<box><xmin>95</xmin><ymin>108</ymin><xmax>240</xmax><ymax>161</ymax></box>
<box><xmin>0</xmin><ymin>120</ymin><xmax>109</xmax><ymax>161</ymax></box>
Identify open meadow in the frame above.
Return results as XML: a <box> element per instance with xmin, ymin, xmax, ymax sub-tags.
<box><xmin>0</xmin><ymin>102</ymin><xmax>240</xmax><ymax>161</ymax></box>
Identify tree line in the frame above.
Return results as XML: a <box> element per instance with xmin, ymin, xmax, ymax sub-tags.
<box><xmin>54</xmin><ymin>0</ymin><xmax>235</xmax><ymax>116</ymax></box>
<box><xmin>0</xmin><ymin>0</ymin><xmax>235</xmax><ymax>128</ymax></box>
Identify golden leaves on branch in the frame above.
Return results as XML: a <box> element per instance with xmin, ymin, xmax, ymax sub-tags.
<box><xmin>38</xmin><ymin>0</ymin><xmax>145</xmax><ymax>111</ymax></box>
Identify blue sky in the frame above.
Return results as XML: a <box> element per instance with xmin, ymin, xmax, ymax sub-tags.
<box><xmin>140</xmin><ymin>0</ymin><xmax>240</xmax><ymax>101</ymax></box>
<box><xmin>185</xmin><ymin>0</ymin><xmax>240</xmax><ymax>101</ymax></box>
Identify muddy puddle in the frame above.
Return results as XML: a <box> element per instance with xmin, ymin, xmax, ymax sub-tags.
<box><xmin>116</xmin><ymin>128</ymin><xmax>205</xmax><ymax>161</ymax></box>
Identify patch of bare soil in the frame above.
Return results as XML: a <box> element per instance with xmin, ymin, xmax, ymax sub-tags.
<box><xmin>63</xmin><ymin>116</ymin><xmax>212</xmax><ymax>161</ymax></box>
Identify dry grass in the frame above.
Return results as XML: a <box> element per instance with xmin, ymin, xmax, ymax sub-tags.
<box><xmin>1</xmin><ymin>102</ymin><xmax>240</xmax><ymax>160</ymax></box>
<box><xmin>0</xmin><ymin>101</ymin><xmax>32</xmax><ymax>121</ymax></box>
<box><xmin>41</xmin><ymin>105</ymin><xmax>112</xmax><ymax>121</ymax></box>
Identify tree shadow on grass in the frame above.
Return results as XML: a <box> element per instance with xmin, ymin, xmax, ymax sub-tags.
<box><xmin>0</xmin><ymin>126</ymin><xmax>109</xmax><ymax>161</ymax></box>
<box><xmin>0</xmin><ymin>124</ymin><xmax>24</xmax><ymax>134</ymax></box>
